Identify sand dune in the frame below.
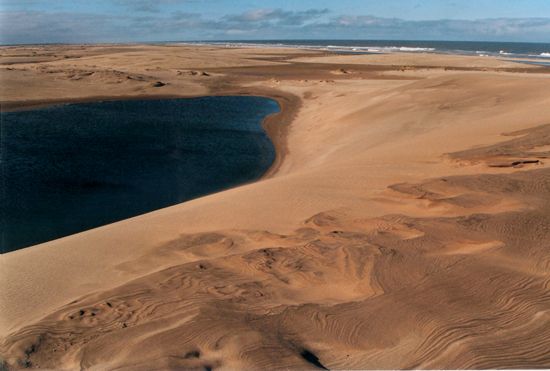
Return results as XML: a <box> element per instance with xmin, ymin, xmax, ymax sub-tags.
<box><xmin>1</xmin><ymin>45</ymin><xmax>550</xmax><ymax>369</ymax></box>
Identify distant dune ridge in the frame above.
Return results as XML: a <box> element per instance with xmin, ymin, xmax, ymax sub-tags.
<box><xmin>1</xmin><ymin>45</ymin><xmax>550</xmax><ymax>369</ymax></box>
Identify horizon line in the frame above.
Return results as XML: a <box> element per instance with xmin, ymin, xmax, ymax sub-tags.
<box><xmin>2</xmin><ymin>38</ymin><xmax>550</xmax><ymax>47</ymax></box>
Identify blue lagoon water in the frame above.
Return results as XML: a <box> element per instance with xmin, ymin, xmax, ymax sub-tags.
<box><xmin>1</xmin><ymin>97</ymin><xmax>280</xmax><ymax>252</ymax></box>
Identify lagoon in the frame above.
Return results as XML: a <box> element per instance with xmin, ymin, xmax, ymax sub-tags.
<box><xmin>0</xmin><ymin>97</ymin><xmax>280</xmax><ymax>252</ymax></box>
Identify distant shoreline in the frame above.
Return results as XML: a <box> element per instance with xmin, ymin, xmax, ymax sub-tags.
<box><xmin>2</xmin><ymin>39</ymin><xmax>549</xmax><ymax>60</ymax></box>
<box><xmin>177</xmin><ymin>39</ymin><xmax>550</xmax><ymax>60</ymax></box>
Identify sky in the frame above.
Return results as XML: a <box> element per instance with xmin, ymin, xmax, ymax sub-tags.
<box><xmin>1</xmin><ymin>0</ymin><xmax>550</xmax><ymax>44</ymax></box>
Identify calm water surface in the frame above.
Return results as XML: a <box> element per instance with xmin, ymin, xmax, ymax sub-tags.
<box><xmin>1</xmin><ymin>97</ymin><xmax>280</xmax><ymax>252</ymax></box>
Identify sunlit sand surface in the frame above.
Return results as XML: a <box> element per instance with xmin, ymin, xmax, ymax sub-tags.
<box><xmin>1</xmin><ymin>45</ymin><xmax>550</xmax><ymax>369</ymax></box>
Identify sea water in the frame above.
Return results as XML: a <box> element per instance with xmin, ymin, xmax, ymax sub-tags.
<box><xmin>188</xmin><ymin>39</ymin><xmax>550</xmax><ymax>60</ymax></box>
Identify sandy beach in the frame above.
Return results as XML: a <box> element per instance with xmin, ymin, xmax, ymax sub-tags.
<box><xmin>1</xmin><ymin>44</ymin><xmax>550</xmax><ymax>369</ymax></box>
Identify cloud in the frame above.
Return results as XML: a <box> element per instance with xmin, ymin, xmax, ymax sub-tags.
<box><xmin>113</xmin><ymin>0</ymin><xmax>189</xmax><ymax>13</ymax></box>
<box><xmin>0</xmin><ymin>9</ymin><xmax>214</xmax><ymax>43</ymax></box>
<box><xmin>0</xmin><ymin>11</ymin><xmax>125</xmax><ymax>44</ymax></box>
<box><xmin>1</xmin><ymin>8</ymin><xmax>549</xmax><ymax>44</ymax></box>
<box><xmin>317</xmin><ymin>15</ymin><xmax>550</xmax><ymax>41</ymax></box>
<box><xmin>224</xmin><ymin>8</ymin><xmax>330</xmax><ymax>26</ymax></box>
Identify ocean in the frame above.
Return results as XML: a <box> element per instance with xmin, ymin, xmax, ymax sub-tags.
<box><xmin>188</xmin><ymin>39</ymin><xmax>550</xmax><ymax>59</ymax></box>
<box><xmin>0</xmin><ymin>97</ymin><xmax>280</xmax><ymax>252</ymax></box>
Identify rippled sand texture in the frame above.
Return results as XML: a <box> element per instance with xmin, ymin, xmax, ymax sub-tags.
<box><xmin>1</xmin><ymin>45</ymin><xmax>550</xmax><ymax>369</ymax></box>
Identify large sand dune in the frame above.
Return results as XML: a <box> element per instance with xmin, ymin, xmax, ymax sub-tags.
<box><xmin>1</xmin><ymin>45</ymin><xmax>550</xmax><ymax>369</ymax></box>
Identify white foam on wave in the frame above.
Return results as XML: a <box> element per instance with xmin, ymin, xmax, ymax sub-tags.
<box><xmin>179</xmin><ymin>41</ymin><xmax>546</xmax><ymax>59</ymax></box>
<box><xmin>526</xmin><ymin>52</ymin><xmax>550</xmax><ymax>59</ymax></box>
<box><xmin>361</xmin><ymin>46</ymin><xmax>436</xmax><ymax>52</ymax></box>
<box><xmin>314</xmin><ymin>44</ymin><xmax>436</xmax><ymax>53</ymax></box>
<box><xmin>398</xmin><ymin>47</ymin><xmax>435</xmax><ymax>52</ymax></box>
<box><xmin>474</xmin><ymin>51</ymin><xmax>491</xmax><ymax>57</ymax></box>
<box><xmin>327</xmin><ymin>45</ymin><xmax>378</xmax><ymax>52</ymax></box>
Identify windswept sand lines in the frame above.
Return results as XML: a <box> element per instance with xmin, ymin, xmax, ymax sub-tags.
<box><xmin>3</xmin><ymin>163</ymin><xmax>550</xmax><ymax>369</ymax></box>
<box><xmin>404</xmin><ymin>269</ymin><xmax>550</xmax><ymax>366</ymax></box>
<box><xmin>3</xmin><ymin>125</ymin><xmax>550</xmax><ymax>369</ymax></box>
<box><xmin>448</xmin><ymin>123</ymin><xmax>550</xmax><ymax>169</ymax></box>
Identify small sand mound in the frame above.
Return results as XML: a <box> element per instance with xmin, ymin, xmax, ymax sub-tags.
<box><xmin>332</xmin><ymin>68</ymin><xmax>352</xmax><ymax>75</ymax></box>
<box><xmin>180</xmin><ymin>70</ymin><xmax>211</xmax><ymax>77</ymax></box>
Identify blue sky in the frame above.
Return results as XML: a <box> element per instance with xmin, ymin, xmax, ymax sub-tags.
<box><xmin>1</xmin><ymin>0</ymin><xmax>550</xmax><ymax>44</ymax></box>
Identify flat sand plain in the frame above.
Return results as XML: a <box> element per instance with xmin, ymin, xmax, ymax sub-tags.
<box><xmin>1</xmin><ymin>45</ymin><xmax>550</xmax><ymax>369</ymax></box>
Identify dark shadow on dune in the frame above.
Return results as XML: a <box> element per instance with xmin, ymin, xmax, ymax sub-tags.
<box><xmin>301</xmin><ymin>349</ymin><xmax>329</xmax><ymax>370</ymax></box>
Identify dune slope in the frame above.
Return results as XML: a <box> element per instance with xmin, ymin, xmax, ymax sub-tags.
<box><xmin>1</xmin><ymin>46</ymin><xmax>550</xmax><ymax>369</ymax></box>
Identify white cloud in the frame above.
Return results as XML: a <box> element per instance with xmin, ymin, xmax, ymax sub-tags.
<box><xmin>1</xmin><ymin>8</ymin><xmax>549</xmax><ymax>44</ymax></box>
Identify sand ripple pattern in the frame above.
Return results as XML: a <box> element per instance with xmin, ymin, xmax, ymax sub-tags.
<box><xmin>2</xmin><ymin>109</ymin><xmax>550</xmax><ymax>369</ymax></box>
<box><xmin>2</xmin><ymin>162</ymin><xmax>550</xmax><ymax>369</ymax></box>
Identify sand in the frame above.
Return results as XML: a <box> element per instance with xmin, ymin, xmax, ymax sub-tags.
<box><xmin>1</xmin><ymin>45</ymin><xmax>550</xmax><ymax>369</ymax></box>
